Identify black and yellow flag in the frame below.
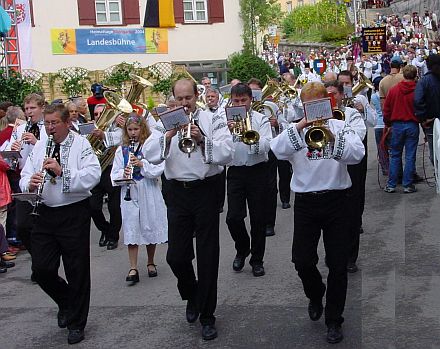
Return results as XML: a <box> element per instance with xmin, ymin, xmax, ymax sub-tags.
<box><xmin>144</xmin><ymin>0</ymin><xmax>175</xmax><ymax>28</ymax></box>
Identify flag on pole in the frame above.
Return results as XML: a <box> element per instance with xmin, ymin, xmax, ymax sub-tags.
<box><xmin>144</xmin><ymin>0</ymin><xmax>175</xmax><ymax>28</ymax></box>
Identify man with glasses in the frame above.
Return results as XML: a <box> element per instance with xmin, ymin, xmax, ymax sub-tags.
<box><xmin>20</xmin><ymin>104</ymin><xmax>100</xmax><ymax>344</ymax></box>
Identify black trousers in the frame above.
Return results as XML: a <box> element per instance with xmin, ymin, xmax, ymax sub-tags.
<box><xmin>165</xmin><ymin>175</ymin><xmax>220</xmax><ymax>326</ymax></box>
<box><xmin>16</xmin><ymin>201</ymin><xmax>34</xmax><ymax>254</ymax></box>
<box><xmin>267</xmin><ymin>151</ymin><xmax>293</xmax><ymax>227</ymax></box>
<box><xmin>218</xmin><ymin>167</ymin><xmax>226</xmax><ymax>211</ymax></box>
<box><xmin>347</xmin><ymin>136</ymin><xmax>368</xmax><ymax>264</ymax></box>
<box><xmin>226</xmin><ymin>162</ymin><xmax>268</xmax><ymax>265</ymax></box>
<box><xmin>292</xmin><ymin>189</ymin><xmax>350</xmax><ymax>326</ymax></box>
<box><xmin>32</xmin><ymin>199</ymin><xmax>91</xmax><ymax>330</ymax></box>
<box><xmin>90</xmin><ymin>166</ymin><xmax>121</xmax><ymax>242</ymax></box>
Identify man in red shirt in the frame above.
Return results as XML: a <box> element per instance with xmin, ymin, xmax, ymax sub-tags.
<box><xmin>87</xmin><ymin>84</ymin><xmax>107</xmax><ymax>120</ymax></box>
<box><xmin>383</xmin><ymin>65</ymin><xmax>419</xmax><ymax>193</ymax></box>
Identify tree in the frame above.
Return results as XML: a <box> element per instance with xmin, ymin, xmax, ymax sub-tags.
<box><xmin>240</xmin><ymin>0</ymin><xmax>283</xmax><ymax>54</ymax></box>
<box><xmin>228</xmin><ymin>52</ymin><xmax>277</xmax><ymax>84</ymax></box>
<box><xmin>0</xmin><ymin>69</ymin><xmax>42</xmax><ymax>105</ymax></box>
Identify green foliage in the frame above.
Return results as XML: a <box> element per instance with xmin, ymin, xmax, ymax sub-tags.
<box><xmin>145</xmin><ymin>69</ymin><xmax>188</xmax><ymax>103</ymax></box>
<box><xmin>55</xmin><ymin>67</ymin><xmax>91</xmax><ymax>98</ymax></box>
<box><xmin>240</xmin><ymin>0</ymin><xmax>284</xmax><ymax>54</ymax></box>
<box><xmin>0</xmin><ymin>69</ymin><xmax>42</xmax><ymax>105</ymax></box>
<box><xmin>147</xmin><ymin>96</ymin><xmax>155</xmax><ymax>110</ymax></box>
<box><xmin>321</xmin><ymin>24</ymin><xmax>354</xmax><ymax>43</ymax></box>
<box><xmin>102</xmin><ymin>62</ymin><xmax>142</xmax><ymax>91</ymax></box>
<box><xmin>282</xmin><ymin>0</ymin><xmax>347</xmax><ymax>38</ymax></box>
<box><xmin>228</xmin><ymin>52</ymin><xmax>277</xmax><ymax>84</ymax></box>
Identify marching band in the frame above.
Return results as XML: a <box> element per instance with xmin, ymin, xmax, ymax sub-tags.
<box><xmin>0</xmin><ymin>64</ymin><xmax>386</xmax><ymax>345</ymax></box>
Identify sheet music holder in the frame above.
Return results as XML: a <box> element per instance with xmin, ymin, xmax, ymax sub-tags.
<box><xmin>158</xmin><ymin>106</ymin><xmax>190</xmax><ymax>131</ymax></box>
<box><xmin>113</xmin><ymin>178</ymin><xmax>136</xmax><ymax>186</ymax></box>
<box><xmin>78</xmin><ymin>122</ymin><xmax>97</xmax><ymax>135</ymax></box>
<box><xmin>303</xmin><ymin>98</ymin><xmax>333</xmax><ymax>123</ymax></box>
<box><xmin>0</xmin><ymin>151</ymin><xmax>21</xmax><ymax>159</ymax></box>
<box><xmin>225</xmin><ymin>106</ymin><xmax>247</xmax><ymax>121</ymax></box>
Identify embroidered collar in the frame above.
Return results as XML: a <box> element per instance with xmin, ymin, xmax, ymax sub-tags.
<box><xmin>59</xmin><ymin>131</ymin><xmax>75</xmax><ymax>148</ymax></box>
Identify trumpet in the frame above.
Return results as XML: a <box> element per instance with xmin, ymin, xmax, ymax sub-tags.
<box><xmin>31</xmin><ymin>134</ymin><xmax>54</xmax><ymax>216</ymax></box>
<box><xmin>178</xmin><ymin>112</ymin><xmax>197</xmax><ymax>157</ymax></box>
<box><xmin>232</xmin><ymin>111</ymin><xmax>260</xmax><ymax>146</ymax></box>
<box><xmin>304</xmin><ymin>108</ymin><xmax>345</xmax><ymax>150</ymax></box>
<box><xmin>124</xmin><ymin>138</ymin><xmax>136</xmax><ymax>202</ymax></box>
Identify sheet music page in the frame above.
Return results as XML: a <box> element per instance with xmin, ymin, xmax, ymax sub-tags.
<box><xmin>78</xmin><ymin>122</ymin><xmax>97</xmax><ymax>135</ymax></box>
<box><xmin>303</xmin><ymin>98</ymin><xmax>333</xmax><ymax>123</ymax></box>
<box><xmin>225</xmin><ymin>106</ymin><xmax>247</xmax><ymax>121</ymax></box>
<box><xmin>159</xmin><ymin>107</ymin><xmax>190</xmax><ymax>131</ymax></box>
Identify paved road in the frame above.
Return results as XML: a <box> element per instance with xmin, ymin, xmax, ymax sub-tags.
<box><xmin>2</xmin><ymin>133</ymin><xmax>440</xmax><ymax>348</ymax></box>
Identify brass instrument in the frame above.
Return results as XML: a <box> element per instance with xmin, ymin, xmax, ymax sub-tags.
<box><xmin>305</xmin><ymin>121</ymin><xmax>334</xmax><ymax>150</ymax></box>
<box><xmin>31</xmin><ymin>135</ymin><xmax>54</xmax><ymax>216</ymax></box>
<box><xmin>304</xmin><ymin>109</ymin><xmax>345</xmax><ymax>150</ymax></box>
<box><xmin>124</xmin><ymin>138</ymin><xmax>136</xmax><ymax>202</ymax></box>
<box><xmin>126</xmin><ymin>74</ymin><xmax>153</xmax><ymax>102</ymax></box>
<box><xmin>344</xmin><ymin>72</ymin><xmax>374</xmax><ymax>107</ymax></box>
<box><xmin>86</xmin><ymin>91</ymin><xmax>133</xmax><ymax>170</ymax></box>
<box><xmin>242</xmin><ymin>111</ymin><xmax>260</xmax><ymax>145</ymax></box>
<box><xmin>87</xmin><ymin>73</ymin><xmax>151</xmax><ymax>170</ymax></box>
<box><xmin>178</xmin><ymin>112</ymin><xmax>197</xmax><ymax>157</ymax></box>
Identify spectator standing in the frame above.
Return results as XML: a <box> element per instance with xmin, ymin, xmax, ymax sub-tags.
<box><xmin>383</xmin><ymin>65</ymin><xmax>419</xmax><ymax>193</ymax></box>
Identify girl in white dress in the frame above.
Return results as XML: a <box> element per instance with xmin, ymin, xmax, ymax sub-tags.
<box><xmin>111</xmin><ymin>113</ymin><xmax>167</xmax><ymax>284</ymax></box>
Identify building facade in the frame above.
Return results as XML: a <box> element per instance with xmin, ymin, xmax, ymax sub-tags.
<box><xmin>21</xmin><ymin>0</ymin><xmax>242</xmax><ymax>85</ymax></box>
<box><xmin>277</xmin><ymin>0</ymin><xmax>319</xmax><ymax>13</ymax></box>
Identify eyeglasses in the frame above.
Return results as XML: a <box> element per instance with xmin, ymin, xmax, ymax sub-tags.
<box><xmin>44</xmin><ymin>120</ymin><xmax>62</xmax><ymax>127</ymax></box>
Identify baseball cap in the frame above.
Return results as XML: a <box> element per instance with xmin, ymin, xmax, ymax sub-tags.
<box><xmin>391</xmin><ymin>56</ymin><xmax>403</xmax><ymax>65</ymax></box>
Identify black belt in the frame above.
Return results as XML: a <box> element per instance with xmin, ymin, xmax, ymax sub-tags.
<box><xmin>169</xmin><ymin>174</ymin><xmax>220</xmax><ymax>189</ymax></box>
<box><xmin>295</xmin><ymin>188</ymin><xmax>348</xmax><ymax>197</ymax></box>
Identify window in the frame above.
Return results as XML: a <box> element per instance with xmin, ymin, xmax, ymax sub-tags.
<box><xmin>286</xmin><ymin>1</ymin><xmax>292</xmax><ymax>13</ymax></box>
<box><xmin>183</xmin><ymin>0</ymin><xmax>208</xmax><ymax>23</ymax></box>
<box><xmin>95</xmin><ymin>0</ymin><xmax>122</xmax><ymax>25</ymax></box>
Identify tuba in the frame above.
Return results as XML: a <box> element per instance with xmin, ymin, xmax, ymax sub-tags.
<box><xmin>344</xmin><ymin>72</ymin><xmax>374</xmax><ymax>107</ymax></box>
<box><xmin>87</xmin><ymin>74</ymin><xmax>151</xmax><ymax>170</ymax></box>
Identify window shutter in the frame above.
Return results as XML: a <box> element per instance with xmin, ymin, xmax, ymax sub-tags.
<box><xmin>173</xmin><ymin>0</ymin><xmax>184</xmax><ymax>24</ymax></box>
<box><xmin>77</xmin><ymin>0</ymin><xmax>96</xmax><ymax>25</ymax></box>
<box><xmin>208</xmin><ymin>0</ymin><xmax>224</xmax><ymax>24</ymax></box>
<box><xmin>123</xmin><ymin>0</ymin><xmax>140</xmax><ymax>24</ymax></box>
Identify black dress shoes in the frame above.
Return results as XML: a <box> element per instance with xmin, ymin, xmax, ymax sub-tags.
<box><xmin>98</xmin><ymin>233</ymin><xmax>107</xmax><ymax>247</ymax></box>
<box><xmin>308</xmin><ymin>299</ymin><xmax>323</xmax><ymax>321</ymax></box>
<box><xmin>186</xmin><ymin>299</ymin><xmax>199</xmax><ymax>323</ymax></box>
<box><xmin>252</xmin><ymin>264</ymin><xmax>265</xmax><ymax>277</ymax></box>
<box><xmin>327</xmin><ymin>324</ymin><xmax>343</xmax><ymax>344</ymax></box>
<box><xmin>106</xmin><ymin>241</ymin><xmax>118</xmax><ymax>250</ymax></box>
<box><xmin>0</xmin><ymin>267</ymin><xmax>6</xmax><ymax>273</ymax></box>
<box><xmin>67</xmin><ymin>329</ymin><xmax>85</xmax><ymax>345</ymax></box>
<box><xmin>265</xmin><ymin>226</ymin><xmax>275</xmax><ymax>237</ymax></box>
<box><xmin>232</xmin><ymin>255</ymin><xmax>246</xmax><ymax>272</ymax></box>
<box><xmin>202</xmin><ymin>324</ymin><xmax>218</xmax><ymax>340</ymax></box>
<box><xmin>57</xmin><ymin>309</ymin><xmax>68</xmax><ymax>328</ymax></box>
<box><xmin>126</xmin><ymin>269</ymin><xmax>139</xmax><ymax>284</ymax></box>
<box><xmin>281</xmin><ymin>202</ymin><xmax>291</xmax><ymax>209</ymax></box>
<box><xmin>347</xmin><ymin>262</ymin><xmax>358</xmax><ymax>273</ymax></box>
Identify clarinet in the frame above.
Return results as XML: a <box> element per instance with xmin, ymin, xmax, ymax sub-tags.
<box><xmin>124</xmin><ymin>138</ymin><xmax>136</xmax><ymax>201</ymax></box>
<box><xmin>10</xmin><ymin>118</ymin><xmax>33</xmax><ymax>171</ymax></box>
<box><xmin>31</xmin><ymin>135</ymin><xmax>54</xmax><ymax>216</ymax></box>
